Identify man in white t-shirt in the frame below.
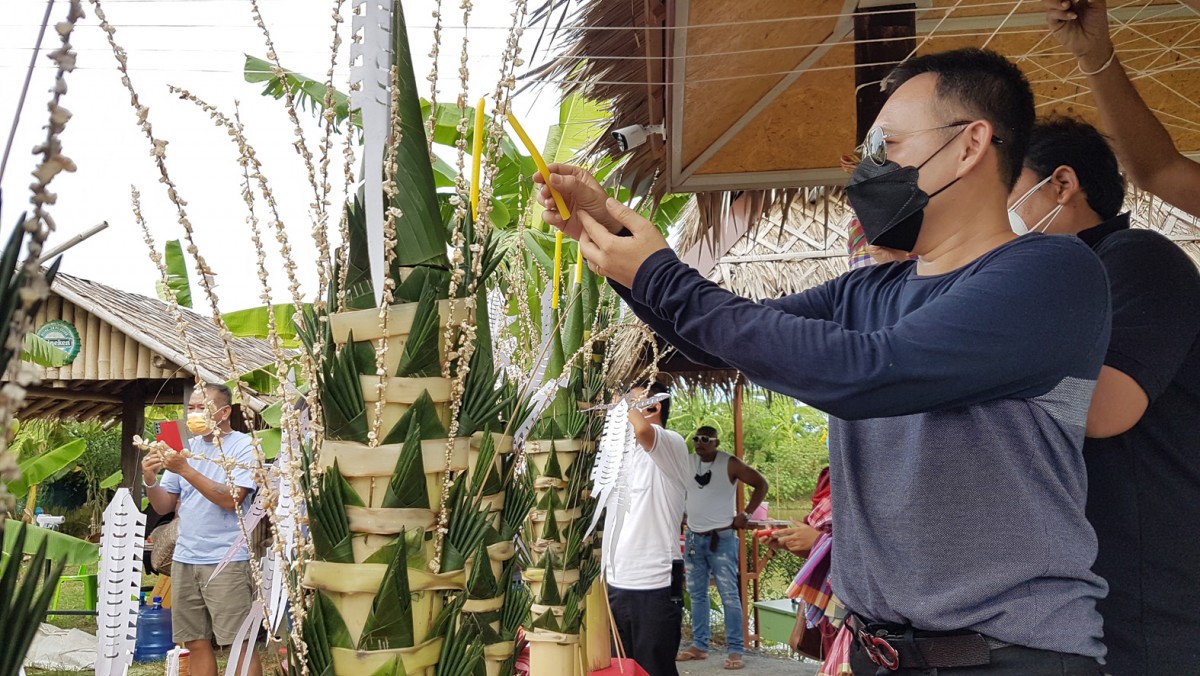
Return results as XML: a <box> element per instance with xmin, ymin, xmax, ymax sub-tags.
<box><xmin>602</xmin><ymin>382</ymin><xmax>690</xmax><ymax>676</ymax></box>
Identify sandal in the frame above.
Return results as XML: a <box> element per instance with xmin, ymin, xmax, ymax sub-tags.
<box><xmin>675</xmin><ymin>647</ymin><xmax>707</xmax><ymax>662</ymax></box>
<box><xmin>724</xmin><ymin>654</ymin><xmax>744</xmax><ymax>670</ymax></box>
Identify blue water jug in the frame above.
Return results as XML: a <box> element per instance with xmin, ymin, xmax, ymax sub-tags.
<box><xmin>133</xmin><ymin>596</ymin><xmax>173</xmax><ymax>662</ymax></box>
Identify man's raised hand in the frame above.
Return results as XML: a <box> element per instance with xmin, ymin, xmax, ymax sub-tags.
<box><xmin>534</xmin><ymin>163</ymin><xmax>622</xmax><ymax>239</ymax></box>
<box><xmin>577</xmin><ymin>198</ymin><xmax>669</xmax><ymax>288</ymax></box>
<box><xmin>1043</xmin><ymin>0</ymin><xmax>1115</xmax><ymax>72</ymax></box>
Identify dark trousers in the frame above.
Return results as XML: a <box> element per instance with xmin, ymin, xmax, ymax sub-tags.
<box><xmin>608</xmin><ymin>585</ymin><xmax>682</xmax><ymax>676</ymax></box>
<box><xmin>850</xmin><ymin>639</ymin><xmax>1106</xmax><ymax>675</ymax></box>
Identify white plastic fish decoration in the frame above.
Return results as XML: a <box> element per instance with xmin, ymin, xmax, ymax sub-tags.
<box><xmin>95</xmin><ymin>488</ymin><xmax>146</xmax><ymax>676</ymax></box>
<box><xmin>584</xmin><ymin>400</ymin><xmax>633</xmax><ymax>540</ymax></box>
<box><xmin>349</xmin><ymin>0</ymin><xmax>393</xmax><ymax>305</ymax></box>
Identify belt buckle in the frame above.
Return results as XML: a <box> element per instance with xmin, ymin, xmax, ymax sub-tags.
<box><xmin>858</xmin><ymin>632</ymin><xmax>899</xmax><ymax>670</ymax></box>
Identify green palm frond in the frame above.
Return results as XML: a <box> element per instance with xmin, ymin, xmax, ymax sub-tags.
<box><xmin>296</xmin><ymin>590</ymin><xmax>353</xmax><ymax>676</ymax></box>
<box><xmin>20</xmin><ymin>333</ymin><xmax>69</xmax><ymax>367</ymax></box>
<box><xmin>303</xmin><ymin>459</ymin><xmax>359</xmax><ymax>564</ymax></box>
<box><xmin>0</xmin><ymin>524</ymin><xmax>64</xmax><ymax>676</ymax></box>
<box><xmin>441</xmin><ymin>474</ymin><xmax>491</xmax><ymax>573</ymax></box>
<box><xmin>359</xmin><ymin>528</ymin><xmax>416</xmax><ymax>650</ymax></box>
<box><xmin>500</xmin><ymin>578</ymin><xmax>532</xmax><ymax>639</ymax></box>
<box><xmin>467</xmin><ymin>432</ymin><xmax>496</xmax><ymax>501</ymax></box>
<box><xmin>395</xmin><ymin>285</ymin><xmax>440</xmax><ymax>378</ymax></box>
<box><xmin>381</xmin><ymin>418</ymin><xmax>429</xmax><ymax>510</ymax></box>
<box><xmin>500</xmin><ymin>455</ymin><xmax>535</xmax><ymax>542</ymax></box>
<box><xmin>434</xmin><ymin>610</ymin><xmax>484</xmax><ymax>676</ymax></box>
<box><xmin>320</xmin><ymin>332</ymin><xmax>369</xmax><ymax>443</ymax></box>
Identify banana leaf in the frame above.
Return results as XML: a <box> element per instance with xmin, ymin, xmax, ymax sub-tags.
<box><xmin>562</xmin><ymin>282</ymin><xmax>584</xmax><ymax>364</ymax></box>
<box><xmin>244</xmin><ymin>55</ymin><xmax>356</xmax><ymax>131</ymax></box>
<box><xmin>0</xmin><ymin>524</ymin><xmax>64</xmax><ymax>676</ymax></box>
<box><xmin>530</xmin><ymin>606</ymin><xmax>560</xmax><ymax>632</ymax></box>
<box><xmin>5</xmin><ymin>438</ymin><xmax>86</xmax><ymax>498</ymax></box>
<box><xmin>362</xmin><ymin>529</ymin><xmax>426</xmax><ymax>567</ymax></box>
<box><xmin>99</xmin><ymin>470</ymin><xmax>122</xmax><ymax>490</ymax></box>
<box><xmin>20</xmin><ymin>333</ymin><xmax>68</xmax><ymax>367</ymax></box>
<box><xmin>394</xmin><ymin>285</ymin><xmax>440</xmax><ymax>378</ymax></box>
<box><xmin>535</xmin><ymin>487</ymin><xmax>562</xmax><ymax>513</ymax></box>
<box><xmin>541</xmin><ymin>442</ymin><xmax>564</xmax><ymax>480</ymax></box>
<box><xmin>393</xmin><ymin>265</ymin><xmax>449</xmax><ymax>305</ymax></box>
<box><xmin>382</xmin><ymin>391</ymin><xmax>446</xmax><ymax>445</ymax></box>
<box><xmin>0</xmin><ymin>216</ymin><xmax>61</xmax><ymax>372</ymax></box>
<box><xmin>460</xmin><ymin>609</ymin><xmax>503</xmax><ymax>645</ymax></box>
<box><xmin>500</xmin><ymin>457</ymin><xmax>534</xmax><ymax>542</ymax></box>
<box><xmin>359</xmin><ymin>529</ymin><xmax>416</xmax><ymax>650</ymax></box>
<box><xmin>1</xmin><ymin>518</ymin><xmax>98</xmax><ymax>566</ymax></box>
<box><xmin>221</xmin><ymin>303</ymin><xmax>311</xmax><ymax>346</ymax></box>
<box><xmin>381</xmin><ymin>420</ymin><xmax>428</xmax><ymax>510</ymax></box>
<box><xmin>537</xmin><ymin>553</ymin><xmax>562</xmax><ymax>606</ymax></box>
<box><xmin>159</xmin><ymin>239</ymin><xmax>192</xmax><ymax>308</ymax></box>
<box><xmin>387</xmin><ymin>2</ymin><xmax>448</xmax><ymax>270</ymax></box>
<box><xmin>541</xmin><ymin>506</ymin><xmax>561</xmax><ymax>543</ymax></box>
<box><xmin>465</xmin><ymin>540</ymin><xmax>498</xmax><ymax>600</ymax></box>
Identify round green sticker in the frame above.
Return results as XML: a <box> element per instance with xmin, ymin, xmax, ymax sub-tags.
<box><xmin>37</xmin><ymin>320</ymin><xmax>81</xmax><ymax>364</ymax></box>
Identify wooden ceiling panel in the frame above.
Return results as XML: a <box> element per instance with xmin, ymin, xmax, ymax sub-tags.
<box><xmin>679</xmin><ymin>0</ymin><xmax>848</xmax><ymax>169</ymax></box>
<box><xmin>696</xmin><ymin>44</ymin><xmax>856</xmax><ymax>175</ymax></box>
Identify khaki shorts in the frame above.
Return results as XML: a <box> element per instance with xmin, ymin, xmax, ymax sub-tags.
<box><xmin>171</xmin><ymin>561</ymin><xmax>255</xmax><ymax>645</ymax></box>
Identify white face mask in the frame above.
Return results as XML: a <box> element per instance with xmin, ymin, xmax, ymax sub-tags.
<box><xmin>1008</xmin><ymin>175</ymin><xmax>1063</xmax><ymax>235</ymax></box>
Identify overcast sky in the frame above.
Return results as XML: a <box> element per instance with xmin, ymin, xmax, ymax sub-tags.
<box><xmin>0</xmin><ymin>0</ymin><xmax>565</xmax><ymax>312</ymax></box>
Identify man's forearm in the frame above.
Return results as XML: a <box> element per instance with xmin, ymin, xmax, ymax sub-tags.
<box><xmin>143</xmin><ymin>481</ymin><xmax>176</xmax><ymax>514</ymax></box>
<box><xmin>1088</xmin><ymin>56</ymin><xmax>1182</xmax><ymax>189</ymax></box>
<box><xmin>745</xmin><ymin>483</ymin><xmax>768</xmax><ymax>516</ymax></box>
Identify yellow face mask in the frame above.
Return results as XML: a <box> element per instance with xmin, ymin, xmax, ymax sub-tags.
<box><xmin>186</xmin><ymin>412</ymin><xmax>212</xmax><ymax>436</ymax></box>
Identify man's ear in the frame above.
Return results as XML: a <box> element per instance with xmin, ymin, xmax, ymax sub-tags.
<box><xmin>1050</xmin><ymin>164</ymin><xmax>1082</xmax><ymax>205</ymax></box>
<box><xmin>954</xmin><ymin>119</ymin><xmax>996</xmax><ymax>179</ymax></box>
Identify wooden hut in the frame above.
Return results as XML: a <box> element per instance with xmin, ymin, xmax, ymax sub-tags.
<box><xmin>13</xmin><ymin>272</ymin><xmax>279</xmax><ymax>500</ymax></box>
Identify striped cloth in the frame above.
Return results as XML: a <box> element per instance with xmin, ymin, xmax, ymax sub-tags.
<box><xmin>846</xmin><ymin>219</ymin><xmax>874</xmax><ymax>270</ymax></box>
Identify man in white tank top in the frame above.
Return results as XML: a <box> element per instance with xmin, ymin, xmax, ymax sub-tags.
<box><xmin>675</xmin><ymin>426</ymin><xmax>768</xmax><ymax>670</ymax></box>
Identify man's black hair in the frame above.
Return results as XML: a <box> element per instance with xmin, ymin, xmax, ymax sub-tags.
<box><xmin>696</xmin><ymin>425</ymin><xmax>718</xmax><ymax>438</ymax></box>
<box><xmin>625</xmin><ymin>381</ymin><xmax>672</xmax><ymax>426</ymax></box>
<box><xmin>1025</xmin><ymin>116</ymin><xmax>1126</xmax><ymax>220</ymax></box>
<box><xmin>884</xmin><ymin>48</ymin><xmax>1035</xmax><ymax>189</ymax></box>
<box><xmin>204</xmin><ymin>382</ymin><xmax>233</xmax><ymax>408</ymax></box>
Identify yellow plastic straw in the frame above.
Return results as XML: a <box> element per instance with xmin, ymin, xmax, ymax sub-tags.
<box><xmin>506</xmin><ymin>112</ymin><xmax>571</xmax><ymax>220</ymax></box>
<box><xmin>552</xmin><ymin>231</ymin><xmax>564</xmax><ymax>309</ymax></box>
<box><xmin>470</xmin><ymin>98</ymin><xmax>485</xmax><ymax>221</ymax></box>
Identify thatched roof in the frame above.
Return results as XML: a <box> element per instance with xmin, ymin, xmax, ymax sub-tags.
<box><xmin>16</xmin><ymin>272</ymin><xmax>280</xmax><ymax>420</ymax></box>
<box><xmin>529</xmin><ymin>0</ymin><xmax>1200</xmax><ymax>247</ymax></box>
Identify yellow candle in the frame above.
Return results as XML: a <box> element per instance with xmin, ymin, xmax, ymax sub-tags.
<box><xmin>470</xmin><ymin>97</ymin><xmax>485</xmax><ymax>221</ymax></box>
<box><xmin>506</xmin><ymin>111</ymin><xmax>571</xmax><ymax>220</ymax></box>
<box><xmin>552</xmin><ymin>231</ymin><xmax>564</xmax><ymax>309</ymax></box>
<box><xmin>574</xmin><ymin>250</ymin><xmax>583</xmax><ymax>285</ymax></box>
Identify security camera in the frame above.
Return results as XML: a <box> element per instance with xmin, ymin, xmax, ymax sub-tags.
<box><xmin>612</xmin><ymin>124</ymin><xmax>665</xmax><ymax>152</ymax></box>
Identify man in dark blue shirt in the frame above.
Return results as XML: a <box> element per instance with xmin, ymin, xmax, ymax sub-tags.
<box><xmin>1008</xmin><ymin>117</ymin><xmax>1200</xmax><ymax>676</ymax></box>
<box><xmin>537</xmin><ymin>48</ymin><xmax>1109</xmax><ymax>674</ymax></box>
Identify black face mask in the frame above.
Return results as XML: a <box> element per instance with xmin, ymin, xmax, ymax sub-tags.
<box><xmin>845</xmin><ymin>129</ymin><xmax>965</xmax><ymax>253</ymax></box>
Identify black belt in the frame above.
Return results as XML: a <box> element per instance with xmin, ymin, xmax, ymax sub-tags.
<box><xmin>847</xmin><ymin>614</ymin><xmax>1006</xmax><ymax>670</ymax></box>
<box><xmin>689</xmin><ymin>525</ymin><xmax>733</xmax><ymax>552</ymax></box>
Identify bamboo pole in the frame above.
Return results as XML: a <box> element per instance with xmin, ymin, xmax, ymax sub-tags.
<box><xmin>84</xmin><ymin>311</ymin><xmax>100</xmax><ymax>380</ymax></box>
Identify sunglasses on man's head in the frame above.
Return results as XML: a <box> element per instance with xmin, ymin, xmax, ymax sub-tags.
<box><xmin>693</xmin><ymin>434</ymin><xmax>717</xmax><ymax>444</ymax></box>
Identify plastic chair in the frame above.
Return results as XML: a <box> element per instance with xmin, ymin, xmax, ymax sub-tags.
<box><xmin>51</xmin><ymin>564</ymin><xmax>98</xmax><ymax>611</ymax></box>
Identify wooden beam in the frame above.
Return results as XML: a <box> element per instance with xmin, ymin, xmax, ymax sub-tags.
<box><xmin>17</xmin><ymin>386</ymin><xmax>123</xmax><ymax>404</ymax></box>
<box><xmin>854</xmin><ymin>4</ymin><xmax>916</xmax><ymax>144</ymax></box>
<box><xmin>121</xmin><ymin>381</ymin><xmax>146</xmax><ymax>502</ymax></box>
